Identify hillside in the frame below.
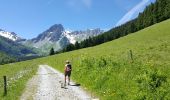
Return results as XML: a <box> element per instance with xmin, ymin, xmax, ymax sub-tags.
<box><xmin>0</xmin><ymin>52</ymin><xmax>16</xmax><ymax>65</ymax></box>
<box><xmin>40</xmin><ymin>19</ymin><xmax>170</xmax><ymax>99</ymax></box>
<box><xmin>1</xmin><ymin>19</ymin><xmax>170</xmax><ymax>99</ymax></box>
<box><xmin>0</xmin><ymin>36</ymin><xmax>39</xmax><ymax>61</ymax></box>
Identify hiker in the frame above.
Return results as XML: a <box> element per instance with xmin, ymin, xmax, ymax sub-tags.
<box><xmin>64</xmin><ymin>60</ymin><xmax>72</xmax><ymax>85</ymax></box>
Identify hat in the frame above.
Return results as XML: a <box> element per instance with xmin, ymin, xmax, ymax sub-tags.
<box><xmin>65</xmin><ymin>60</ymin><xmax>70</xmax><ymax>63</ymax></box>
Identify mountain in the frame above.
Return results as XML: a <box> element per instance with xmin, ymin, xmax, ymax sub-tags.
<box><xmin>0</xmin><ymin>25</ymin><xmax>103</xmax><ymax>56</ymax></box>
<box><xmin>21</xmin><ymin>24</ymin><xmax>69</xmax><ymax>53</ymax></box>
<box><xmin>0</xmin><ymin>29</ymin><xmax>41</xmax><ymax>64</ymax></box>
<box><xmin>21</xmin><ymin>24</ymin><xmax>104</xmax><ymax>53</ymax></box>
<box><xmin>0</xmin><ymin>35</ymin><xmax>39</xmax><ymax>61</ymax></box>
<box><xmin>31</xmin><ymin>24</ymin><xmax>64</xmax><ymax>43</ymax></box>
<box><xmin>0</xmin><ymin>29</ymin><xmax>25</xmax><ymax>42</ymax></box>
<box><xmin>67</xmin><ymin>28</ymin><xmax>104</xmax><ymax>42</ymax></box>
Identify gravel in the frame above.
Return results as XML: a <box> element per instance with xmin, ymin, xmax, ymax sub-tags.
<box><xmin>20</xmin><ymin>65</ymin><xmax>96</xmax><ymax>100</ymax></box>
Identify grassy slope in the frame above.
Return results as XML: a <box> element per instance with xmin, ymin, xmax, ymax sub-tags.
<box><xmin>42</xmin><ymin>19</ymin><xmax>170</xmax><ymax>99</ymax></box>
<box><xmin>0</xmin><ymin>60</ymin><xmax>38</xmax><ymax>100</ymax></box>
<box><xmin>1</xmin><ymin>19</ymin><xmax>170</xmax><ymax>99</ymax></box>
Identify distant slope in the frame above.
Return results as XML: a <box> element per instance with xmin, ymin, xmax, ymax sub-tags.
<box><xmin>0</xmin><ymin>36</ymin><xmax>38</xmax><ymax>59</ymax></box>
<box><xmin>1</xmin><ymin>19</ymin><xmax>170</xmax><ymax>99</ymax></box>
<box><xmin>0</xmin><ymin>29</ymin><xmax>24</xmax><ymax>41</ymax></box>
<box><xmin>0</xmin><ymin>52</ymin><xmax>16</xmax><ymax>65</ymax></box>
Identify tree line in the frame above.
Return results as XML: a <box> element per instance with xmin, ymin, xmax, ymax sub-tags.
<box><xmin>49</xmin><ymin>0</ymin><xmax>170</xmax><ymax>55</ymax></box>
<box><xmin>0</xmin><ymin>53</ymin><xmax>16</xmax><ymax>65</ymax></box>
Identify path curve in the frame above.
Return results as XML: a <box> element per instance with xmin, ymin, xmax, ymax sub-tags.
<box><xmin>20</xmin><ymin>65</ymin><xmax>95</xmax><ymax>100</ymax></box>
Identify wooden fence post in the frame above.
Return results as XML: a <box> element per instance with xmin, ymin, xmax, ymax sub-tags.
<box><xmin>3</xmin><ymin>76</ymin><xmax>7</xmax><ymax>96</ymax></box>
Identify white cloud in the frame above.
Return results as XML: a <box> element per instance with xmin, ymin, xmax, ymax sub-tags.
<box><xmin>116</xmin><ymin>0</ymin><xmax>151</xmax><ymax>26</ymax></box>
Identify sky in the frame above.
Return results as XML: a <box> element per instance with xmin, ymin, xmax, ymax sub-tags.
<box><xmin>0</xmin><ymin>0</ymin><xmax>155</xmax><ymax>39</ymax></box>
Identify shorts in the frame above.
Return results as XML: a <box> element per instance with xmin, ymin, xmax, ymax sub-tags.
<box><xmin>65</xmin><ymin>71</ymin><xmax>71</xmax><ymax>77</ymax></box>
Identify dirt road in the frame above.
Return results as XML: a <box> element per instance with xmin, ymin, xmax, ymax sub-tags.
<box><xmin>20</xmin><ymin>65</ymin><xmax>95</xmax><ymax>100</ymax></box>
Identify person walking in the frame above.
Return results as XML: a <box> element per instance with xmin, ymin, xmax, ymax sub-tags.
<box><xmin>64</xmin><ymin>60</ymin><xmax>72</xmax><ymax>85</ymax></box>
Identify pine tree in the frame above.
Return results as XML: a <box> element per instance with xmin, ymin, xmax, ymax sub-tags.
<box><xmin>49</xmin><ymin>47</ymin><xmax>55</xmax><ymax>55</ymax></box>
<box><xmin>75</xmin><ymin>41</ymin><xmax>80</xmax><ymax>49</ymax></box>
<box><xmin>164</xmin><ymin>0</ymin><xmax>170</xmax><ymax>19</ymax></box>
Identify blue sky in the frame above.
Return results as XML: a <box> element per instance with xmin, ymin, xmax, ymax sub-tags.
<box><xmin>0</xmin><ymin>0</ymin><xmax>155</xmax><ymax>39</ymax></box>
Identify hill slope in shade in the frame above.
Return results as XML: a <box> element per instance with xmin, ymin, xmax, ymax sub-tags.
<box><xmin>1</xmin><ymin>19</ymin><xmax>170</xmax><ymax>99</ymax></box>
<box><xmin>0</xmin><ymin>36</ymin><xmax>38</xmax><ymax>59</ymax></box>
<box><xmin>0</xmin><ymin>52</ymin><xmax>16</xmax><ymax>65</ymax></box>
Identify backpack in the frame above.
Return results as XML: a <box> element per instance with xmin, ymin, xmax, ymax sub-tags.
<box><xmin>66</xmin><ymin>64</ymin><xmax>72</xmax><ymax>72</ymax></box>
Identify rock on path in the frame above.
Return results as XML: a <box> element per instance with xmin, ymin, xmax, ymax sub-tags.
<box><xmin>20</xmin><ymin>65</ymin><xmax>94</xmax><ymax>100</ymax></box>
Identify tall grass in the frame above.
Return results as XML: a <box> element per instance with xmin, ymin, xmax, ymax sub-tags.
<box><xmin>0</xmin><ymin>60</ymin><xmax>38</xmax><ymax>100</ymax></box>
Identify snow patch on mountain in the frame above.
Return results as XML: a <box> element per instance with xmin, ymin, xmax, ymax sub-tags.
<box><xmin>0</xmin><ymin>29</ymin><xmax>21</xmax><ymax>41</ymax></box>
<box><xmin>63</xmin><ymin>31</ymin><xmax>76</xmax><ymax>44</ymax></box>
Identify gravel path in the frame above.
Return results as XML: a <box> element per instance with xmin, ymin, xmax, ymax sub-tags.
<box><xmin>20</xmin><ymin>65</ymin><xmax>95</xmax><ymax>100</ymax></box>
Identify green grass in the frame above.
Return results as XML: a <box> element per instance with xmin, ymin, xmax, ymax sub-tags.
<box><xmin>1</xmin><ymin>19</ymin><xmax>170</xmax><ymax>99</ymax></box>
<box><xmin>0</xmin><ymin>60</ymin><xmax>38</xmax><ymax>100</ymax></box>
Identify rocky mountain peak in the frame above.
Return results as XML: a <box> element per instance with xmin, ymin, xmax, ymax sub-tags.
<box><xmin>47</xmin><ymin>24</ymin><xmax>64</xmax><ymax>33</ymax></box>
<box><xmin>31</xmin><ymin>24</ymin><xmax>65</xmax><ymax>43</ymax></box>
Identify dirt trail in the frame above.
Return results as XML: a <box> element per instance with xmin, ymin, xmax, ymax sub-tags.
<box><xmin>20</xmin><ymin>65</ymin><xmax>96</xmax><ymax>100</ymax></box>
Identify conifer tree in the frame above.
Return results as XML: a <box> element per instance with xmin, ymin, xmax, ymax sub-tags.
<box><xmin>49</xmin><ymin>47</ymin><xmax>55</xmax><ymax>55</ymax></box>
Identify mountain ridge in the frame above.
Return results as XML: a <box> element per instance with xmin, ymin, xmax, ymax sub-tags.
<box><xmin>20</xmin><ymin>24</ymin><xmax>104</xmax><ymax>53</ymax></box>
<box><xmin>0</xmin><ymin>35</ymin><xmax>38</xmax><ymax>58</ymax></box>
<box><xmin>0</xmin><ymin>29</ymin><xmax>25</xmax><ymax>41</ymax></box>
<box><xmin>0</xmin><ymin>24</ymin><xmax>104</xmax><ymax>55</ymax></box>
